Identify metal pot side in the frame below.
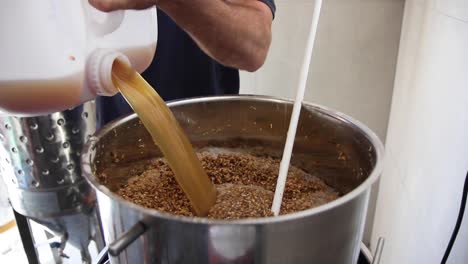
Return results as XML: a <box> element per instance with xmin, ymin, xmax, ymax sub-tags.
<box><xmin>82</xmin><ymin>95</ymin><xmax>384</xmax><ymax>264</ymax></box>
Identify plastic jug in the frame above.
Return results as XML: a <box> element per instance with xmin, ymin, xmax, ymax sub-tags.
<box><xmin>0</xmin><ymin>0</ymin><xmax>157</xmax><ymax>116</ymax></box>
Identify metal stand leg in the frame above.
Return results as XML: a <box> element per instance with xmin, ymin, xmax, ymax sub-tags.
<box><xmin>13</xmin><ymin>209</ymin><xmax>40</xmax><ymax>264</ymax></box>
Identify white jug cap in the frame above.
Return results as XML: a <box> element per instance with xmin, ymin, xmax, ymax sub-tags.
<box><xmin>86</xmin><ymin>49</ymin><xmax>131</xmax><ymax>96</ymax></box>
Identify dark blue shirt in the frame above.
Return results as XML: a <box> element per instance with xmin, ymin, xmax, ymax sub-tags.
<box><xmin>96</xmin><ymin>1</ymin><xmax>276</xmax><ymax>128</ymax></box>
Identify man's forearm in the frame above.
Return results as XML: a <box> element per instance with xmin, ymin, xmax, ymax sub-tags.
<box><xmin>158</xmin><ymin>0</ymin><xmax>272</xmax><ymax>72</ymax></box>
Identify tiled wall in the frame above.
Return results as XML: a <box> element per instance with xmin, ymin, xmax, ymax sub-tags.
<box><xmin>240</xmin><ymin>0</ymin><xmax>405</xmax><ymax>244</ymax></box>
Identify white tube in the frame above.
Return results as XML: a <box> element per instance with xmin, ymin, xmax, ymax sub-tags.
<box><xmin>271</xmin><ymin>0</ymin><xmax>323</xmax><ymax>216</ymax></box>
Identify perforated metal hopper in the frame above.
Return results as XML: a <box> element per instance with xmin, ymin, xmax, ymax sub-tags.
<box><xmin>0</xmin><ymin>101</ymin><xmax>104</xmax><ymax>262</ymax></box>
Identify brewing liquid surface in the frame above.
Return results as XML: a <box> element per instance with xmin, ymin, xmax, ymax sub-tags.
<box><xmin>111</xmin><ymin>60</ymin><xmax>216</xmax><ymax>216</ymax></box>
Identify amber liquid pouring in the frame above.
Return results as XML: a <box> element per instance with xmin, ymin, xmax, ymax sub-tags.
<box><xmin>111</xmin><ymin>59</ymin><xmax>217</xmax><ymax>216</ymax></box>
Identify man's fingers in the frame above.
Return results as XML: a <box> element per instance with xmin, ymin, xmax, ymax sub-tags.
<box><xmin>89</xmin><ymin>0</ymin><xmax>157</xmax><ymax>12</ymax></box>
<box><xmin>88</xmin><ymin>0</ymin><xmax>124</xmax><ymax>12</ymax></box>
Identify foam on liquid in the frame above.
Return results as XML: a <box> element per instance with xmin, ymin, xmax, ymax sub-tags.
<box><xmin>111</xmin><ymin>59</ymin><xmax>217</xmax><ymax>216</ymax></box>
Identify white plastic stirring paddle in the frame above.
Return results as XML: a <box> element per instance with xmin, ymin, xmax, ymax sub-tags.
<box><xmin>271</xmin><ymin>0</ymin><xmax>323</xmax><ymax>216</ymax></box>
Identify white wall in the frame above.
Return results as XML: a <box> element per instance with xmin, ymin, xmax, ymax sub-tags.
<box><xmin>371</xmin><ymin>0</ymin><xmax>468</xmax><ymax>263</ymax></box>
<box><xmin>0</xmin><ymin>177</ymin><xmax>12</xmax><ymax>225</ymax></box>
<box><xmin>240</xmin><ymin>0</ymin><xmax>404</xmax><ymax>244</ymax></box>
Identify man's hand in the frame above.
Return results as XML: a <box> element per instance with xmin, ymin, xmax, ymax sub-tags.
<box><xmin>89</xmin><ymin>0</ymin><xmax>157</xmax><ymax>12</ymax></box>
<box><xmin>89</xmin><ymin>0</ymin><xmax>273</xmax><ymax>72</ymax></box>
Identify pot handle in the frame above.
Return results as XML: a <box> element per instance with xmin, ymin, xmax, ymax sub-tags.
<box><xmin>108</xmin><ymin>221</ymin><xmax>148</xmax><ymax>256</ymax></box>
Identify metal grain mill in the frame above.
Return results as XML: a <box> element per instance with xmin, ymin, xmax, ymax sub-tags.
<box><xmin>0</xmin><ymin>102</ymin><xmax>105</xmax><ymax>263</ymax></box>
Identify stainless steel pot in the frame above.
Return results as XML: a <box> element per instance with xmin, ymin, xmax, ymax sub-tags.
<box><xmin>82</xmin><ymin>95</ymin><xmax>384</xmax><ymax>264</ymax></box>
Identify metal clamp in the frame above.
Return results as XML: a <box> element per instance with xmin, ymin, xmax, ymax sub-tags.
<box><xmin>93</xmin><ymin>246</ymin><xmax>110</xmax><ymax>264</ymax></box>
<box><xmin>361</xmin><ymin>237</ymin><xmax>385</xmax><ymax>264</ymax></box>
<box><xmin>372</xmin><ymin>237</ymin><xmax>385</xmax><ymax>264</ymax></box>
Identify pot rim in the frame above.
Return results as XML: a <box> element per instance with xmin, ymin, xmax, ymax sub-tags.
<box><xmin>82</xmin><ymin>94</ymin><xmax>384</xmax><ymax>225</ymax></box>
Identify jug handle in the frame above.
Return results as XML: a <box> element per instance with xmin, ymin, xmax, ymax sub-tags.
<box><xmin>108</xmin><ymin>219</ymin><xmax>153</xmax><ymax>256</ymax></box>
<box><xmin>82</xmin><ymin>0</ymin><xmax>124</xmax><ymax>37</ymax></box>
